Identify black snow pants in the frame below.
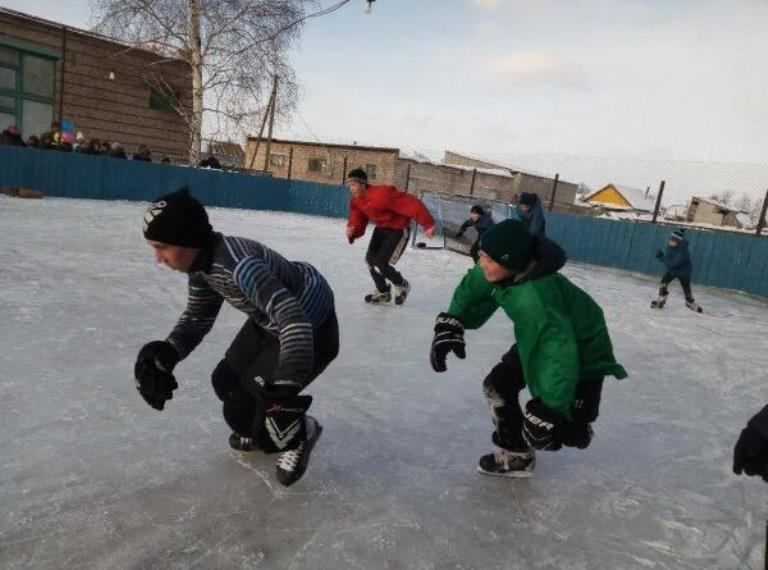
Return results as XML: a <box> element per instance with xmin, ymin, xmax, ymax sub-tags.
<box><xmin>365</xmin><ymin>226</ymin><xmax>410</xmax><ymax>292</ymax></box>
<box><xmin>482</xmin><ymin>344</ymin><xmax>604</xmax><ymax>451</ymax></box>
<box><xmin>659</xmin><ymin>272</ymin><xmax>695</xmax><ymax>303</ymax></box>
<box><xmin>211</xmin><ymin>311</ymin><xmax>339</xmax><ymax>453</ymax></box>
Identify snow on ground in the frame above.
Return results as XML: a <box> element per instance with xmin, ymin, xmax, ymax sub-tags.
<box><xmin>1</xmin><ymin>196</ymin><xmax>768</xmax><ymax>569</ymax></box>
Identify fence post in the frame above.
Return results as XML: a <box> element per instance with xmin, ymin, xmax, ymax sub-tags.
<box><xmin>548</xmin><ymin>173</ymin><xmax>560</xmax><ymax>212</ymax></box>
<box><xmin>341</xmin><ymin>156</ymin><xmax>348</xmax><ymax>185</ymax></box>
<box><xmin>405</xmin><ymin>162</ymin><xmax>412</xmax><ymax>190</ymax></box>
<box><xmin>469</xmin><ymin>168</ymin><xmax>477</xmax><ymax>195</ymax></box>
<box><xmin>287</xmin><ymin>146</ymin><xmax>293</xmax><ymax>180</ymax></box>
<box><xmin>651</xmin><ymin>180</ymin><xmax>666</xmax><ymax>223</ymax></box>
<box><xmin>756</xmin><ymin>188</ymin><xmax>768</xmax><ymax>236</ymax></box>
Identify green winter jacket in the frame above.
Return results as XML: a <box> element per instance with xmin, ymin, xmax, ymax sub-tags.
<box><xmin>448</xmin><ymin>265</ymin><xmax>628</xmax><ymax>416</ymax></box>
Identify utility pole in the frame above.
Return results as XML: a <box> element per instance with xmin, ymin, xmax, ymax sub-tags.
<box><xmin>263</xmin><ymin>74</ymin><xmax>279</xmax><ymax>172</ymax></box>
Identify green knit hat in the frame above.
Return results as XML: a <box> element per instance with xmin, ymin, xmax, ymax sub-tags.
<box><xmin>478</xmin><ymin>219</ymin><xmax>534</xmax><ymax>270</ymax></box>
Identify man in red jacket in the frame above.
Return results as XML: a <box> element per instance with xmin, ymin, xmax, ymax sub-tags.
<box><xmin>346</xmin><ymin>168</ymin><xmax>436</xmax><ymax>305</ymax></box>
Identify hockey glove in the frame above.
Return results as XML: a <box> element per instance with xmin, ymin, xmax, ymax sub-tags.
<box><xmin>455</xmin><ymin>231</ymin><xmax>464</xmax><ymax>240</ymax></box>
<box><xmin>523</xmin><ymin>398</ymin><xmax>564</xmax><ymax>451</ymax></box>
<box><xmin>655</xmin><ymin>250</ymin><xmax>664</xmax><ymax>259</ymax></box>
<box><xmin>430</xmin><ymin>313</ymin><xmax>466</xmax><ymax>373</ymax></box>
<box><xmin>734</xmin><ymin>405</ymin><xmax>768</xmax><ymax>481</ymax></box>
<box><xmin>134</xmin><ymin>341</ymin><xmax>180</xmax><ymax>411</ymax></box>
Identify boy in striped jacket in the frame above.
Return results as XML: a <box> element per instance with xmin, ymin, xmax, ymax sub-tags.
<box><xmin>134</xmin><ymin>188</ymin><xmax>338</xmax><ymax>486</ymax></box>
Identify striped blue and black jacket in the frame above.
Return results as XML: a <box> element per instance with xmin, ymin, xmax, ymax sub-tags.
<box><xmin>166</xmin><ymin>233</ymin><xmax>335</xmax><ymax>385</ymax></box>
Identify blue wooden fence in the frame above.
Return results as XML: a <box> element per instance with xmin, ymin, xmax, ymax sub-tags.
<box><xmin>0</xmin><ymin>145</ymin><xmax>349</xmax><ymax>218</ymax></box>
<box><xmin>1</xmin><ymin>145</ymin><xmax>767</xmax><ymax>298</ymax></box>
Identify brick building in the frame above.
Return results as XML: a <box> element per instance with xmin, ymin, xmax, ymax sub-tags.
<box><xmin>244</xmin><ymin>137</ymin><xmax>399</xmax><ymax>186</ymax></box>
<box><xmin>395</xmin><ymin>151</ymin><xmax>517</xmax><ymax>201</ymax></box>
<box><xmin>0</xmin><ymin>8</ymin><xmax>191</xmax><ymax>160</ymax></box>
<box><xmin>442</xmin><ymin>151</ymin><xmax>578</xmax><ymax>209</ymax></box>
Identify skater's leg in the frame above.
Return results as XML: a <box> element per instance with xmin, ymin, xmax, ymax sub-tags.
<box><xmin>652</xmin><ymin>272</ymin><xmax>675</xmax><ymax>307</ymax></box>
<box><xmin>479</xmin><ymin>345</ymin><xmax>535</xmax><ymax>476</ymax></box>
<box><xmin>469</xmin><ymin>239</ymin><xmax>480</xmax><ymax>263</ymax></box>
<box><xmin>365</xmin><ymin>228</ymin><xmax>390</xmax><ymax>293</ymax></box>
<box><xmin>482</xmin><ymin>345</ymin><xmax>528</xmax><ymax>451</ymax></box>
<box><xmin>658</xmin><ymin>272</ymin><xmax>675</xmax><ymax>297</ymax></box>
<box><xmin>370</xmin><ymin>228</ymin><xmax>409</xmax><ymax>287</ymax></box>
<box><xmin>679</xmin><ymin>277</ymin><xmax>695</xmax><ymax>303</ymax></box>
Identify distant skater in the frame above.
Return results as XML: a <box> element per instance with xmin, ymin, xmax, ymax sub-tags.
<box><xmin>346</xmin><ymin>168</ymin><xmax>435</xmax><ymax>305</ymax></box>
<box><xmin>651</xmin><ymin>228</ymin><xmax>702</xmax><ymax>312</ymax></box>
<box><xmin>455</xmin><ymin>204</ymin><xmax>495</xmax><ymax>262</ymax></box>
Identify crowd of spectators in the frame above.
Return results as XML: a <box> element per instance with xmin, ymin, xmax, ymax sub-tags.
<box><xmin>0</xmin><ymin>121</ymin><xmax>177</xmax><ymax>164</ymax></box>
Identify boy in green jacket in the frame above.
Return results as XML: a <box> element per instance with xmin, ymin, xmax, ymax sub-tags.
<box><xmin>429</xmin><ymin>220</ymin><xmax>627</xmax><ymax>477</ymax></box>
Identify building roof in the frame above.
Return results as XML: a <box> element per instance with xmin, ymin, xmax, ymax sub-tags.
<box><xmin>443</xmin><ymin>150</ymin><xmax>553</xmax><ymax>180</ymax></box>
<box><xmin>205</xmin><ymin>140</ymin><xmax>245</xmax><ymax>168</ymax></box>
<box><xmin>583</xmin><ymin>183</ymin><xmax>657</xmax><ymax>212</ymax></box>
<box><xmin>399</xmin><ymin>150</ymin><xmax>514</xmax><ymax>178</ymax></box>
<box><xmin>0</xmin><ymin>7</ymin><xmax>184</xmax><ymax>62</ymax></box>
<box><xmin>245</xmin><ymin>137</ymin><xmax>399</xmax><ymax>154</ymax></box>
<box><xmin>690</xmin><ymin>195</ymin><xmax>743</xmax><ymax>212</ymax></box>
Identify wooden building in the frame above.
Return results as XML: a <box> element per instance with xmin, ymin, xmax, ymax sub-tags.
<box><xmin>0</xmin><ymin>8</ymin><xmax>191</xmax><ymax>160</ymax></box>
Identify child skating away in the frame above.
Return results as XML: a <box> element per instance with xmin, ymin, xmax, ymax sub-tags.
<box><xmin>346</xmin><ymin>168</ymin><xmax>435</xmax><ymax>305</ymax></box>
<box><xmin>651</xmin><ymin>228</ymin><xmax>702</xmax><ymax>312</ymax></box>
<box><xmin>429</xmin><ymin>220</ymin><xmax>628</xmax><ymax>477</ymax></box>
<box><xmin>455</xmin><ymin>204</ymin><xmax>495</xmax><ymax>262</ymax></box>
<box><xmin>135</xmin><ymin>188</ymin><xmax>339</xmax><ymax>486</ymax></box>
<box><xmin>515</xmin><ymin>192</ymin><xmax>546</xmax><ymax>237</ymax></box>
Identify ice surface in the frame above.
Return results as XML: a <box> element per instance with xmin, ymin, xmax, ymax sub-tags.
<box><xmin>2</xmin><ymin>196</ymin><xmax>768</xmax><ymax>569</ymax></box>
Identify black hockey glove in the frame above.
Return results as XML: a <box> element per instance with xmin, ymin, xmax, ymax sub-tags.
<box><xmin>655</xmin><ymin>250</ymin><xmax>664</xmax><ymax>259</ymax></box>
<box><xmin>134</xmin><ymin>341</ymin><xmax>180</xmax><ymax>411</ymax></box>
<box><xmin>430</xmin><ymin>313</ymin><xmax>466</xmax><ymax>373</ymax></box>
<box><xmin>523</xmin><ymin>399</ymin><xmax>565</xmax><ymax>451</ymax></box>
<box><xmin>734</xmin><ymin>405</ymin><xmax>768</xmax><ymax>481</ymax></box>
<box><xmin>455</xmin><ymin>231</ymin><xmax>464</xmax><ymax>240</ymax></box>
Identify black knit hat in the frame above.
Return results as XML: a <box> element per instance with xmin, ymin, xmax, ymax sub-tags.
<box><xmin>519</xmin><ymin>192</ymin><xmax>538</xmax><ymax>207</ymax></box>
<box><xmin>478</xmin><ymin>219</ymin><xmax>534</xmax><ymax>270</ymax></box>
<box><xmin>471</xmin><ymin>204</ymin><xmax>485</xmax><ymax>215</ymax></box>
<box><xmin>670</xmin><ymin>228</ymin><xmax>686</xmax><ymax>242</ymax></box>
<box><xmin>347</xmin><ymin>168</ymin><xmax>368</xmax><ymax>184</ymax></box>
<box><xmin>143</xmin><ymin>187</ymin><xmax>213</xmax><ymax>248</ymax></box>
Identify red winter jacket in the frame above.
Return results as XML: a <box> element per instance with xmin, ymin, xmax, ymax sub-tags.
<box><xmin>347</xmin><ymin>185</ymin><xmax>435</xmax><ymax>242</ymax></box>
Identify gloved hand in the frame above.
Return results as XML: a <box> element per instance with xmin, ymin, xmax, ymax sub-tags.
<box><xmin>523</xmin><ymin>398</ymin><xmax>565</xmax><ymax>451</ymax></box>
<box><xmin>734</xmin><ymin>406</ymin><xmax>768</xmax><ymax>481</ymax></box>
<box><xmin>655</xmin><ymin>249</ymin><xmax>664</xmax><ymax>259</ymax></box>
<box><xmin>430</xmin><ymin>313</ymin><xmax>466</xmax><ymax>372</ymax></box>
<box><xmin>455</xmin><ymin>231</ymin><xmax>464</xmax><ymax>240</ymax></box>
<box><xmin>134</xmin><ymin>341</ymin><xmax>180</xmax><ymax>411</ymax></box>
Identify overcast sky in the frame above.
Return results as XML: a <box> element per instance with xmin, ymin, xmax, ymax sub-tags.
<box><xmin>2</xmin><ymin>0</ymin><xmax>767</xmax><ymax>203</ymax></box>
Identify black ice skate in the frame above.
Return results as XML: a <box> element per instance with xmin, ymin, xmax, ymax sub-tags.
<box><xmin>651</xmin><ymin>296</ymin><xmax>667</xmax><ymax>309</ymax></box>
<box><xmin>365</xmin><ymin>289</ymin><xmax>391</xmax><ymax>304</ymax></box>
<box><xmin>275</xmin><ymin>416</ymin><xmax>323</xmax><ymax>486</ymax></box>
<box><xmin>477</xmin><ymin>448</ymin><xmax>535</xmax><ymax>478</ymax></box>
<box><xmin>394</xmin><ymin>279</ymin><xmax>410</xmax><ymax>306</ymax></box>
<box><xmin>686</xmin><ymin>301</ymin><xmax>703</xmax><ymax>313</ymax></box>
<box><xmin>229</xmin><ymin>432</ymin><xmax>261</xmax><ymax>452</ymax></box>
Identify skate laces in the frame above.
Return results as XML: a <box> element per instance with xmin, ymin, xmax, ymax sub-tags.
<box><xmin>495</xmin><ymin>449</ymin><xmax>531</xmax><ymax>467</ymax></box>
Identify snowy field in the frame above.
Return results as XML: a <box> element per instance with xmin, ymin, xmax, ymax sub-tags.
<box><xmin>2</xmin><ymin>196</ymin><xmax>768</xmax><ymax>569</ymax></box>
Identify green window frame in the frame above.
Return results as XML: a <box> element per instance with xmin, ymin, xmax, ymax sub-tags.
<box><xmin>0</xmin><ymin>40</ymin><xmax>58</xmax><ymax>137</ymax></box>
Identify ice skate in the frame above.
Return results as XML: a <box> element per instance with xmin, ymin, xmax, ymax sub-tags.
<box><xmin>477</xmin><ymin>448</ymin><xmax>535</xmax><ymax>478</ymax></box>
<box><xmin>229</xmin><ymin>432</ymin><xmax>261</xmax><ymax>452</ymax></box>
<box><xmin>393</xmin><ymin>279</ymin><xmax>410</xmax><ymax>306</ymax></box>
<box><xmin>364</xmin><ymin>289</ymin><xmax>391</xmax><ymax>304</ymax></box>
<box><xmin>686</xmin><ymin>300</ymin><xmax>703</xmax><ymax>313</ymax></box>
<box><xmin>275</xmin><ymin>416</ymin><xmax>323</xmax><ymax>486</ymax></box>
<box><xmin>651</xmin><ymin>295</ymin><xmax>667</xmax><ymax>309</ymax></box>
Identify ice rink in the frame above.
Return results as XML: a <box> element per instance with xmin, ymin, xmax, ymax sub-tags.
<box><xmin>2</xmin><ymin>196</ymin><xmax>768</xmax><ymax>569</ymax></box>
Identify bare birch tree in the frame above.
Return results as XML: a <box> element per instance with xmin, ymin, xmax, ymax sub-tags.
<box><xmin>90</xmin><ymin>0</ymin><xmax>315</xmax><ymax>164</ymax></box>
